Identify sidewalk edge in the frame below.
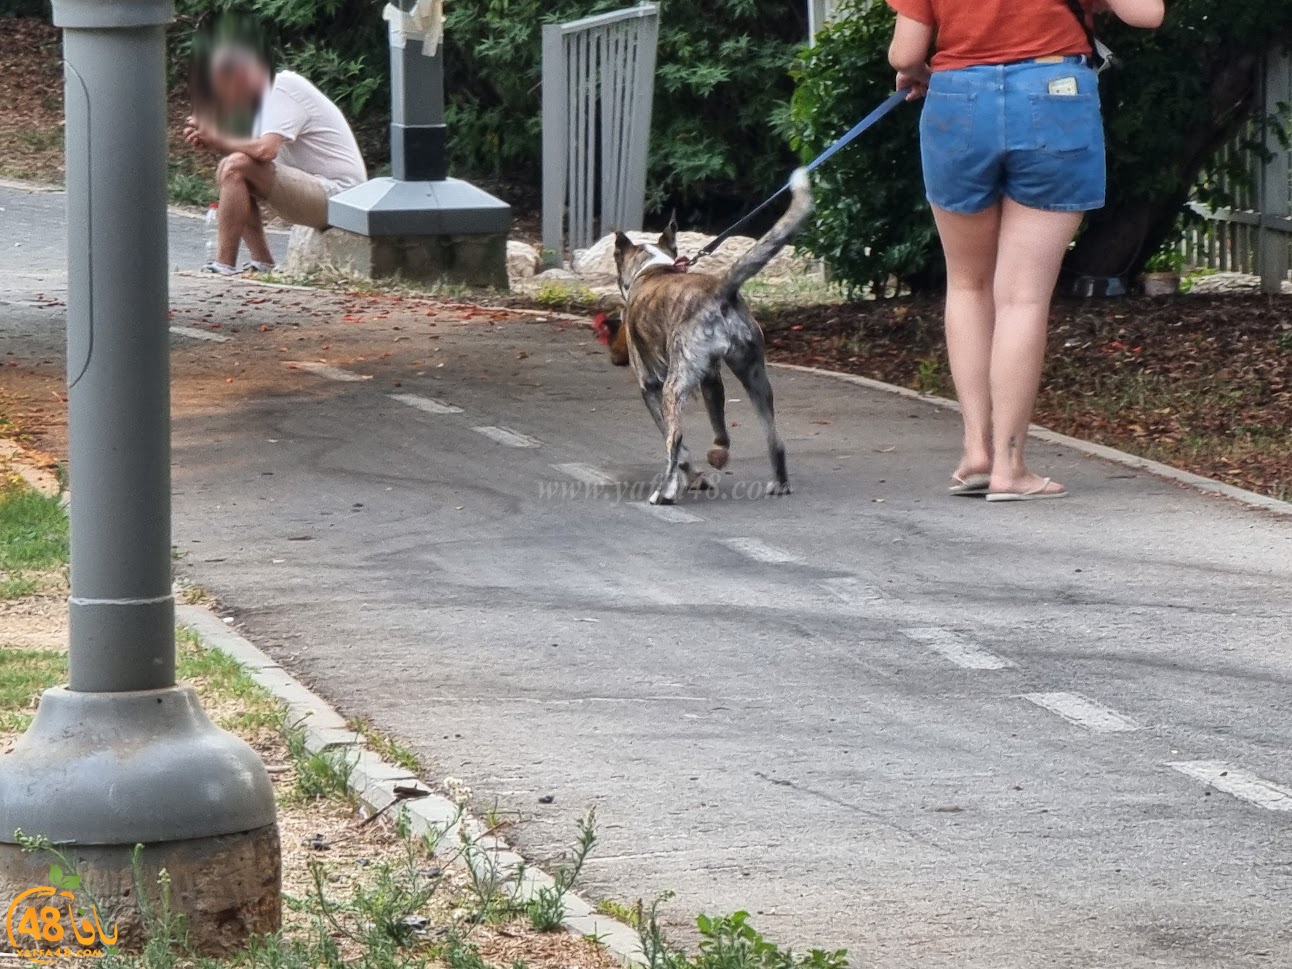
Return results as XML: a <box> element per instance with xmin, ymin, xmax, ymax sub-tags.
<box><xmin>175</xmin><ymin>603</ymin><xmax>644</xmax><ymax>964</ymax></box>
<box><xmin>770</xmin><ymin>361</ymin><xmax>1292</xmax><ymax>518</ymax></box>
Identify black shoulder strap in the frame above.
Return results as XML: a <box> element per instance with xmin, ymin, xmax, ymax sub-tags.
<box><xmin>1061</xmin><ymin>0</ymin><xmax>1104</xmax><ymax>68</ymax></box>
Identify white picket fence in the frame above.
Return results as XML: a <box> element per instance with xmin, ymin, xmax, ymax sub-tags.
<box><xmin>541</xmin><ymin>4</ymin><xmax>659</xmax><ymax>258</ymax></box>
<box><xmin>1183</xmin><ymin>53</ymin><xmax>1292</xmax><ymax>293</ymax></box>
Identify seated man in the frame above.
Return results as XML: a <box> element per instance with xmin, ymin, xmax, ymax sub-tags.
<box><xmin>185</xmin><ymin>44</ymin><xmax>367</xmax><ymax>274</ymax></box>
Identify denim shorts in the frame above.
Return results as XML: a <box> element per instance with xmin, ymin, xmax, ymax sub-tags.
<box><xmin>919</xmin><ymin>58</ymin><xmax>1106</xmax><ymax>214</ymax></box>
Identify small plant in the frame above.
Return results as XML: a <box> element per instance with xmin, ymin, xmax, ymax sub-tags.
<box><xmin>1277</xmin><ymin>328</ymin><xmax>1292</xmax><ymax>353</ymax></box>
<box><xmin>595</xmin><ymin>898</ymin><xmax>642</xmax><ymax>928</ymax></box>
<box><xmin>915</xmin><ymin>357</ymin><xmax>945</xmax><ymax>396</ymax></box>
<box><xmin>533</xmin><ymin>281</ymin><xmax>597</xmax><ymax>310</ymax></box>
<box><xmin>1143</xmin><ymin>246</ymin><xmax>1185</xmax><ymax>275</ymax></box>
<box><xmin>167</xmin><ymin>166</ymin><xmax>218</xmax><ymax>208</ymax></box>
<box><xmin>637</xmin><ymin>896</ymin><xmax>850</xmax><ymax>969</ymax></box>
<box><xmin>442</xmin><ymin>935</ymin><xmax>490</xmax><ymax>969</ymax></box>
<box><xmin>526</xmin><ymin>809</ymin><xmax>597</xmax><ymax>933</ymax></box>
<box><xmin>350</xmin><ymin>718</ymin><xmax>424</xmax><ymax>774</ymax></box>
<box><xmin>284</xmin><ymin>725</ymin><xmax>356</xmax><ymax>802</ymax></box>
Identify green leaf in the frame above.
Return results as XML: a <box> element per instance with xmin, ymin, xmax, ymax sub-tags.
<box><xmin>63</xmin><ymin>875</ymin><xmax>81</xmax><ymax>890</ymax></box>
<box><xmin>48</xmin><ymin>865</ymin><xmax>64</xmax><ymax>886</ymax></box>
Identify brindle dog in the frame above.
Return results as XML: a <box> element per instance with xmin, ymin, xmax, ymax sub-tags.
<box><xmin>611</xmin><ymin>168</ymin><xmax>813</xmax><ymax>505</ymax></box>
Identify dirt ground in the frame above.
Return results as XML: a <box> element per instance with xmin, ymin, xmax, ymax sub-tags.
<box><xmin>0</xmin><ymin>18</ymin><xmax>64</xmax><ymax>184</ymax></box>
<box><xmin>6</xmin><ymin>278</ymin><xmax>1290</xmax><ymax>502</ymax></box>
<box><xmin>763</xmin><ymin>293</ymin><xmax>1292</xmax><ymax>501</ymax></box>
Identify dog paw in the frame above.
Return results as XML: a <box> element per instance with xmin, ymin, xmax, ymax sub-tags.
<box><xmin>707</xmin><ymin>446</ymin><xmax>730</xmax><ymax>470</ymax></box>
<box><xmin>648</xmin><ymin>489</ymin><xmax>674</xmax><ymax>506</ymax></box>
<box><xmin>766</xmin><ymin>481</ymin><xmax>792</xmax><ymax>497</ymax></box>
<box><xmin>689</xmin><ymin>471</ymin><xmax>716</xmax><ymax>493</ymax></box>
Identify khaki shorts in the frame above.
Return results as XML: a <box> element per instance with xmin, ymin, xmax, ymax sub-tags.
<box><xmin>264</xmin><ymin>163</ymin><xmax>339</xmax><ymax>230</ymax></box>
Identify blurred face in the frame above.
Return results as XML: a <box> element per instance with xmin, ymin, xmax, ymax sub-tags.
<box><xmin>210</xmin><ymin>59</ymin><xmax>264</xmax><ymax>114</ymax></box>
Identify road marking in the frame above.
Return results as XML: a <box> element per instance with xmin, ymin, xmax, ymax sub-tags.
<box><xmin>1022</xmin><ymin>692</ymin><xmax>1138</xmax><ymax>733</ymax></box>
<box><xmin>552</xmin><ymin>463</ymin><xmax>616</xmax><ymax>486</ymax></box>
<box><xmin>1168</xmin><ymin>761</ymin><xmax>1292</xmax><ymax>811</ymax></box>
<box><xmin>820</xmin><ymin>576</ymin><xmax>889</xmax><ymax>603</ymax></box>
<box><xmin>721</xmin><ymin>537</ymin><xmax>802</xmax><ymax>565</ymax></box>
<box><xmin>636</xmin><ymin>504</ymin><xmax>703</xmax><ymax>524</ymax></box>
<box><xmin>169</xmin><ymin>325</ymin><xmax>229</xmax><ymax>343</ymax></box>
<box><xmin>286</xmin><ymin>361</ymin><xmax>371</xmax><ymax>382</ymax></box>
<box><xmin>473</xmin><ymin>425</ymin><xmax>542</xmax><ymax>448</ymax></box>
<box><xmin>901</xmin><ymin>628</ymin><xmax>1014</xmax><ymax>670</ymax></box>
<box><xmin>390</xmin><ymin>393</ymin><xmax>463</xmax><ymax>415</ymax></box>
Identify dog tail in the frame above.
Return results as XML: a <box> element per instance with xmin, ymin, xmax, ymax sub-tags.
<box><xmin>721</xmin><ymin>168</ymin><xmax>814</xmax><ymax>296</ymax></box>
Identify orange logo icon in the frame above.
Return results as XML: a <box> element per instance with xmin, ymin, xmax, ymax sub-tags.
<box><xmin>5</xmin><ymin>865</ymin><xmax>115</xmax><ymax>963</ymax></box>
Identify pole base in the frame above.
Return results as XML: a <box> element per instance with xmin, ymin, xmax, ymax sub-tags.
<box><xmin>0</xmin><ymin>685</ymin><xmax>277</xmax><ymax>845</ymax></box>
<box><xmin>0</xmin><ymin>685</ymin><xmax>281</xmax><ymax>952</ymax></box>
<box><xmin>0</xmin><ymin>824</ymin><xmax>280</xmax><ymax>956</ymax></box>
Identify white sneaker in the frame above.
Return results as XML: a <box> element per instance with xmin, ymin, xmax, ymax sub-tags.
<box><xmin>202</xmin><ymin>261</ymin><xmax>241</xmax><ymax>276</ymax></box>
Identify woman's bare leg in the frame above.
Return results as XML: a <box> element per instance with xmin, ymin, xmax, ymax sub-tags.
<box><xmin>931</xmin><ymin>203</ymin><xmax>1001</xmax><ymax>482</ymax></box>
<box><xmin>989</xmin><ymin>198</ymin><xmax>1083</xmax><ymax>495</ymax></box>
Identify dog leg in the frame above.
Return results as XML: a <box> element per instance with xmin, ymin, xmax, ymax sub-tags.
<box><xmin>641</xmin><ymin>379</ymin><xmax>695</xmax><ymax>499</ymax></box>
<box><xmin>700</xmin><ymin>369</ymin><xmax>731</xmax><ymax>471</ymax></box>
<box><xmin>653</xmin><ymin>369</ymin><xmax>703</xmax><ymax>505</ymax></box>
<box><xmin>729</xmin><ymin>350</ymin><xmax>790</xmax><ymax>496</ymax></box>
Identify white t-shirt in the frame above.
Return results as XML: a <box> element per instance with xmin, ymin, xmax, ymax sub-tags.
<box><xmin>254</xmin><ymin>71</ymin><xmax>367</xmax><ymax>192</ymax></box>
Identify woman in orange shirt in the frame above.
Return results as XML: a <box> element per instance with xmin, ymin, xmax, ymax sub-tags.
<box><xmin>887</xmin><ymin>0</ymin><xmax>1164</xmax><ymax>501</ymax></box>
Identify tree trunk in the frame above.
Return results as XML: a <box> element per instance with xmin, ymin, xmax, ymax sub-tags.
<box><xmin>1067</xmin><ymin>50</ymin><xmax>1263</xmax><ymax>280</ymax></box>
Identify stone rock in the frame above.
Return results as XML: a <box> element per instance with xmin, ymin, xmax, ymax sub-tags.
<box><xmin>506</xmin><ymin>241</ymin><xmax>540</xmax><ymax>283</ymax></box>
<box><xmin>284</xmin><ymin>224</ymin><xmax>327</xmax><ymax>277</ymax></box>
<box><xmin>533</xmin><ymin>267</ymin><xmax>579</xmax><ymax>282</ymax></box>
<box><xmin>571</xmin><ymin>230</ymin><xmax>819</xmax><ymax>284</ymax></box>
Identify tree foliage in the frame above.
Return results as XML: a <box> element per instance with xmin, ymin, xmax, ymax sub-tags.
<box><xmin>790</xmin><ymin>2</ymin><xmax>937</xmax><ymax>298</ymax></box>
<box><xmin>171</xmin><ymin>0</ymin><xmax>806</xmax><ymax>222</ymax></box>
<box><xmin>791</xmin><ymin>0</ymin><xmax>1292</xmax><ymax>295</ymax></box>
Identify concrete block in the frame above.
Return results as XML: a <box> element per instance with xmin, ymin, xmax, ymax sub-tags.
<box><xmin>286</xmin><ymin>225</ymin><xmax>509</xmax><ymax>289</ymax></box>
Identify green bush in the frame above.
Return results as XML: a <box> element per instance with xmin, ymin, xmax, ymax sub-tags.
<box><xmin>173</xmin><ymin>0</ymin><xmax>807</xmax><ymax>220</ymax></box>
<box><xmin>790</xmin><ymin>1</ymin><xmax>936</xmax><ymax>298</ymax></box>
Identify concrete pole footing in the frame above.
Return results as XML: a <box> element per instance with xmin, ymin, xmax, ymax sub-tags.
<box><xmin>0</xmin><ymin>685</ymin><xmax>279</xmax><ymax>953</ymax></box>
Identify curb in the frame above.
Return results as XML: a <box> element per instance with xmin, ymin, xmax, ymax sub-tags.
<box><xmin>770</xmin><ymin>362</ymin><xmax>1292</xmax><ymax>519</ymax></box>
<box><xmin>175</xmin><ymin>603</ymin><xmax>644</xmax><ymax>965</ymax></box>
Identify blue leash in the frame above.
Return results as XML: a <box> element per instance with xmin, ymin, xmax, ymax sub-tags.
<box><xmin>689</xmin><ymin>88</ymin><xmax>910</xmax><ymax>267</ymax></box>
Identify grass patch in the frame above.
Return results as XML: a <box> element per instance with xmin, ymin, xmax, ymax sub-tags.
<box><xmin>167</xmin><ymin>161</ymin><xmax>218</xmax><ymax>208</ymax></box>
<box><xmin>0</xmin><ymin>480</ymin><xmax>68</xmax><ymax>573</ymax></box>
<box><xmin>0</xmin><ymin>647</ymin><xmax>67</xmax><ymax>732</ymax></box>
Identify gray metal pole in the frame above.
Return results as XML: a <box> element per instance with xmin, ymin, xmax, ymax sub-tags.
<box><xmin>0</xmin><ymin>0</ymin><xmax>280</xmax><ymax>949</ymax></box>
<box><xmin>391</xmin><ymin>35</ymin><xmax>447</xmax><ymax>182</ymax></box>
<box><xmin>327</xmin><ymin>0</ymin><xmax>511</xmax><ymax>285</ymax></box>
<box><xmin>63</xmin><ymin>16</ymin><xmax>176</xmax><ymax>695</ymax></box>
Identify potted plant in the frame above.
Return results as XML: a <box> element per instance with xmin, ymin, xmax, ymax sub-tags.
<box><xmin>1140</xmin><ymin>245</ymin><xmax>1185</xmax><ymax>296</ymax></box>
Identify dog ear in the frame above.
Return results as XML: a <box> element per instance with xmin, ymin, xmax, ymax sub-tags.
<box><xmin>659</xmin><ymin>211</ymin><xmax>678</xmax><ymax>256</ymax></box>
<box><xmin>614</xmin><ymin>231</ymin><xmax>634</xmax><ymax>253</ymax></box>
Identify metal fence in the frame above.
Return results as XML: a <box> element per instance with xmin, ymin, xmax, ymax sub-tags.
<box><xmin>807</xmin><ymin>0</ymin><xmax>842</xmax><ymax>41</ymax></box>
<box><xmin>542</xmin><ymin>4</ymin><xmax>659</xmax><ymax>258</ymax></box>
<box><xmin>1184</xmin><ymin>53</ymin><xmax>1292</xmax><ymax>292</ymax></box>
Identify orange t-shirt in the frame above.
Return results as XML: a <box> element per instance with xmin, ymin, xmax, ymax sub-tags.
<box><xmin>887</xmin><ymin>0</ymin><xmax>1095</xmax><ymax>71</ymax></box>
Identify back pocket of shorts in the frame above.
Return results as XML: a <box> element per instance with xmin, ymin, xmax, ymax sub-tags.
<box><xmin>1029</xmin><ymin>93</ymin><xmax>1099</xmax><ymax>156</ymax></box>
<box><xmin>920</xmin><ymin>91</ymin><xmax>975</xmax><ymax>156</ymax></box>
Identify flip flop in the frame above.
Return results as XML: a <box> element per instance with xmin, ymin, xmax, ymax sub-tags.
<box><xmin>949</xmin><ymin>473</ymin><xmax>991</xmax><ymax>496</ymax></box>
<box><xmin>985</xmin><ymin>478</ymin><xmax>1069</xmax><ymax>502</ymax></box>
